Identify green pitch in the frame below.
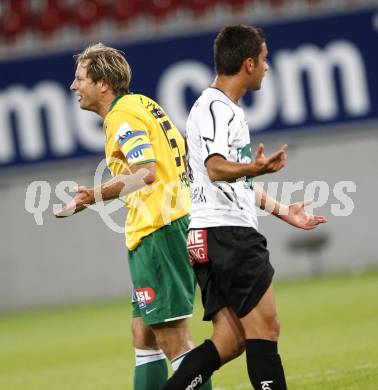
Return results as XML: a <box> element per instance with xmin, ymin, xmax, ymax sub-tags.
<box><xmin>1</xmin><ymin>271</ymin><xmax>377</xmax><ymax>390</ymax></box>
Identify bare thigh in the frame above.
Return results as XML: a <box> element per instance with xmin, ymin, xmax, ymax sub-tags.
<box><xmin>240</xmin><ymin>284</ymin><xmax>280</xmax><ymax>341</ymax></box>
<box><xmin>211</xmin><ymin>306</ymin><xmax>245</xmax><ymax>365</ymax></box>
<box><xmin>131</xmin><ymin>317</ymin><xmax>159</xmax><ymax>350</ymax></box>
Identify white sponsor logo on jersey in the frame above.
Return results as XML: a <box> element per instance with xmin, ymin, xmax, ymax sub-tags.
<box><xmin>115</xmin><ymin>122</ymin><xmax>133</xmax><ymax>141</ymax></box>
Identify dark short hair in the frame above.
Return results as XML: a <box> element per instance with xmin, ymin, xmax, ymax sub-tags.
<box><xmin>214</xmin><ymin>25</ymin><xmax>265</xmax><ymax>75</ymax></box>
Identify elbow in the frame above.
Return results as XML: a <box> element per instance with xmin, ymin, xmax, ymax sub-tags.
<box><xmin>205</xmin><ymin>155</ymin><xmax>227</xmax><ymax>182</ymax></box>
<box><xmin>208</xmin><ymin>173</ymin><xmax>218</xmax><ymax>183</ymax></box>
<box><xmin>207</xmin><ymin>167</ymin><xmax>221</xmax><ymax>182</ymax></box>
<box><xmin>144</xmin><ymin>171</ymin><xmax>156</xmax><ymax>185</ymax></box>
<box><xmin>134</xmin><ymin>162</ymin><xmax>156</xmax><ymax>185</ymax></box>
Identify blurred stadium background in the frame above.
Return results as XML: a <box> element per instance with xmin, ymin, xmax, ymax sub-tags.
<box><xmin>0</xmin><ymin>0</ymin><xmax>377</xmax><ymax>388</ymax></box>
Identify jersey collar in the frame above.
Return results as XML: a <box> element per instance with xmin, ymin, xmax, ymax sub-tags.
<box><xmin>108</xmin><ymin>95</ymin><xmax>123</xmax><ymax>112</ymax></box>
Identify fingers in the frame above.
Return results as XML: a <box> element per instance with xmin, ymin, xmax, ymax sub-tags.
<box><xmin>313</xmin><ymin>216</ymin><xmax>327</xmax><ymax>223</ymax></box>
<box><xmin>75</xmin><ymin>186</ymin><xmax>89</xmax><ymax>193</ymax></box>
<box><xmin>305</xmin><ymin>215</ymin><xmax>328</xmax><ymax>228</ymax></box>
<box><xmin>276</xmin><ymin>144</ymin><xmax>288</xmax><ymax>156</ymax></box>
<box><xmin>255</xmin><ymin>143</ymin><xmax>264</xmax><ymax>158</ymax></box>
<box><xmin>54</xmin><ymin>200</ymin><xmax>88</xmax><ymax>218</ymax></box>
<box><xmin>255</xmin><ymin>144</ymin><xmax>288</xmax><ymax>174</ymax></box>
<box><xmin>54</xmin><ymin>199</ymin><xmax>78</xmax><ymax>218</ymax></box>
<box><xmin>55</xmin><ymin>187</ymin><xmax>91</xmax><ymax>218</ymax></box>
<box><xmin>269</xmin><ymin>144</ymin><xmax>288</xmax><ymax>160</ymax></box>
<box><xmin>310</xmin><ymin>217</ymin><xmax>326</xmax><ymax>224</ymax></box>
<box><xmin>301</xmin><ymin>201</ymin><xmax>327</xmax><ymax>223</ymax></box>
<box><xmin>299</xmin><ymin>201</ymin><xmax>328</xmax><ymax>224</ymax></box>
<box><xmin>267</xmin><ymin>146</ymin><xmax>287</xmax><ymax>163</ymax></box>
<box><xmin>302</xmin><ymin>199</ymin><xmax>313</xmax><ymax>207</ymax></box>
<box><xmin>265</xmin><ymin>153</ymin><xmax>287</xmax><ymax>172</ymax></box>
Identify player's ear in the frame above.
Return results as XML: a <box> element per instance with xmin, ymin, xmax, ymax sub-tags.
<box><xmin>99</xmin><ymin>80</ymin><xmax>111</xmax><ymax>93</ymax></box>
<box><xmin>244</xmin><ymin>57</ymin><xmax>255</xmax><ymax>74</ymax></box>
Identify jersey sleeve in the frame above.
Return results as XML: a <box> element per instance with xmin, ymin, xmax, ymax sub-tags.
<box><xmin>109</xmin><ymin>111</ymin><xmax>156</xmax><ymax>167</ymax></box>
<box><xmin>199</xmin><ymin>100</ymin><xmax>235</xmax><ymax>164</ymax></box>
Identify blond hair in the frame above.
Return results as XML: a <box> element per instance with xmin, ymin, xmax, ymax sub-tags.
<box><xmin>74</xmin><ymin>43</ymin><xmax>132</xmax><ymax>95</ymax></box>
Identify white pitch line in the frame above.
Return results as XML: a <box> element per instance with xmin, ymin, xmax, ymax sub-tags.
<box><xmin>213</xmin><ymin>362</ymin><xmax>378</xmax><ymax>389</ymax></box>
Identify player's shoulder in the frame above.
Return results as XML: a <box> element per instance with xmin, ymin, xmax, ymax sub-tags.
<box><xmin>120</xmin><ymin>93</ymin><xmax>164</xmax><ymax>112</ymax></box>
<box><xmin>112</xmin><ymin>93</ymin><xmax>148</xmax><ymax>111</ymax></box>
<box><xmin>195</xmin><ymin>87</ymin><xmax>232</xmax><ymax>110</ymax></box>
<box><xmin>106</xmin><ymin>94</ymin><xmax>153</xmax><ymax>123</ymax></box>
<box><xmin>192</xmin><ymin>88</ymin><xmax>234</xmax><ymax>121</ymax></box>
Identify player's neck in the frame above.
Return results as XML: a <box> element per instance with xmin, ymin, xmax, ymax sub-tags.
<box><xmin>212</xmin><ymin>76</ymin><xmax>247</xmax><ymax>105</ymax></box>
<box><xmin>97</xmin><ymin>93</ymin><xmax>117</xmax><ymax>119</ymax></box>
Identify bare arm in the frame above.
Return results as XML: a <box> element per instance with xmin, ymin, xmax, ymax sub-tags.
<box><xmin>206</xmin><ymin>143</ymin><xmax>287</xmax><ymax>182</ymax></box>
<box><xmin>254</xmin><ymin>182</ymin><xmax>327</xmax><ymax>230</ymax></box>
<box><xmin>96</xmin><ymin>163</ymin><xmax>155</xmax><ymax>201</ymax></box>
<box><xmin>54</xmin><ymin>163</ymin><xmax>154</xmax><ymax>217</ymax></box>
<box><xmin>254</xmin><ymin>182</ymin><xmax>288</xmax><ymax>217</ymax></box>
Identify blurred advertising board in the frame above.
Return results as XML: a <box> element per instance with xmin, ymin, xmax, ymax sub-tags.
<box><xmin>0</xmin><ymin>8</ymin><xmax>377</xmax><ymax>170</ymax></box>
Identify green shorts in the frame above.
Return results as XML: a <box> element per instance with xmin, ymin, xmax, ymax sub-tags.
<box><xmin>128</xmin><ymin>216</ymin><xmax>196</xmax><ymax>326</ymax></box>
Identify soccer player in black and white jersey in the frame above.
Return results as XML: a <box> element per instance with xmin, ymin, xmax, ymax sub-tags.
<box><xmin>162</xmin><ymin>26</ymin><xmax>327</xmax><ymax>390</ymax></box>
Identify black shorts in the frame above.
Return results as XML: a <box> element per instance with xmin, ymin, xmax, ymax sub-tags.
<box><xmin>187</xmin><ymin>226</ymin><xmax>274</xmax><ymax>321</ymax></box>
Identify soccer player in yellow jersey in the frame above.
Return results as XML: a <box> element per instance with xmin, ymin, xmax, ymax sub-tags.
<box><xmin>56</xmin><ymin>43</ymin><xmax>212</xmax><ymax>390</ymax></box>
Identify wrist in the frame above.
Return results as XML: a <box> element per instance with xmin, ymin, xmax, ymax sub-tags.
<box><xmin>248</xmin><ymin>163</ymin><xmax>265</xmax><ymax>177</ymax></box>
<box><xmin>90</xmin><ymin>188</ymin><xmax>100</xmax><ymax>203</ymax></box>
<box><xmin>275</xmin><ymin>204</ymin><xmax>289</xmax><ymax>219</ymax></box>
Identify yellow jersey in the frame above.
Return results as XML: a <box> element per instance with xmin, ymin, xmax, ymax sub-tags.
<box><xmin>103</xmin><ymin>94</ymin><xmax>189</xmax><ymax>251</ymax></box>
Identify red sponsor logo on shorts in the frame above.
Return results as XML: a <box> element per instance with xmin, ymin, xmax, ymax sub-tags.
<box><xmin>134</xmin><ymin>288</ymin><xmax>155</xmax><ymax>304</ymax></box>
<box><xmin>187</xmin><ymin>229</ymin><xmax>209</xmax><ymax>265</ymax></box>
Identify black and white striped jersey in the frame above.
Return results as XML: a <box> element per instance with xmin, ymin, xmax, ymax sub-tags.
<box><xmin>186</xmin><ymin>87</ymin><xmax>258</xmax><ymax>229</ymax></box>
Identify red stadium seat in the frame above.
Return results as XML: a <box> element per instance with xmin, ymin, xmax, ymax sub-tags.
<box><xmin>35</xmin><ymin>0</ymin><xmax>68</xmax><ymax>37</ymax></box>
<box><xmin>187</xmin><ymin>0</ymin><xmax>217</xmax><ymax>17</ymax></box>
<box><xmin>147</xmin><ymin>0</ymin><xmax>180</xmax><ymax>21</ymax></box>
<box><xmin>0</xmin><ymin>0</ymin><xmax>30</xmax><ymax>42</ymax></box>
<box><xmin>75</xmin><ymin>0</ymin><xmax>108</xmax><ymax>32</ymax></box>
<box><xmin>224</xmin><ymin>0</ymin><xmax>250</xmax><ymax>10</ymax></box>
<box><xmin>112</xmin><ymin>0</ymin><xmax>145</xmax><ymax>27</ymax></box>
<box><xmin>268</xmin><ymin>0</ymin><xmax>286</xmax><ymax>8</ymax></box>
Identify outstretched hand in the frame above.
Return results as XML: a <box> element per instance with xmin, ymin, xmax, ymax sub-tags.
<box><xmin>54</xmin><ymin>168</ymin><xmax>149</xmax><ymax>218</ymax></box>
<box><xmin>281</xmin><ymin>200</ymin><xmax>327</xmax><ymax>230</ymax></box>
<box><xmin>254</xmin><ymin>143</ymin><xmax>288</xmax><ymax>175</ymax></box>
<box><xmin>54</xmin><ymin>186</ymin><xmax>94</xmax><ymax>218</ymax></box>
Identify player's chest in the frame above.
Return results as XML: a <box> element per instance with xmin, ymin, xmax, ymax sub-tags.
<box><xmin>228</xmin><ymin>116</ymin><xmax>251</xmax><ymax>162</ymax></box>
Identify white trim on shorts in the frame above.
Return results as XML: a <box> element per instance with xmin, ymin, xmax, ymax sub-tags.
<box><xmin>164</xmin><ymin>313</ymin><xmax>193</xmax><ymax>322</ymax></box>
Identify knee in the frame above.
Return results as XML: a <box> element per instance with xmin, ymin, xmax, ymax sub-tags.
<box><xmin>153</xmin><ymin>327</ymin><xmax>193</xmax><ymax>360</ymax></box>
<box><xmin>267</xmin><ymin>315</ymin><xmax>280</xmax><ymax>341</ymax></box>
<box><xmin>131</xmin><ymin>319</ymin><xmax>158</xmax><ymax>350</ymax></box>
<box><xmin>153</xmin><ymin>330</ymin><xmax>167</xmax><ymax>351</ymax></box>
<box><xmin>230</xmin><ymin>335</ymin><xmax>245</xmax><ymax>360</ymax></box>
<box><xmin>213</xmin><ymin>333</ymin><xmax>245</xmax><ymax>364</ymax></box>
